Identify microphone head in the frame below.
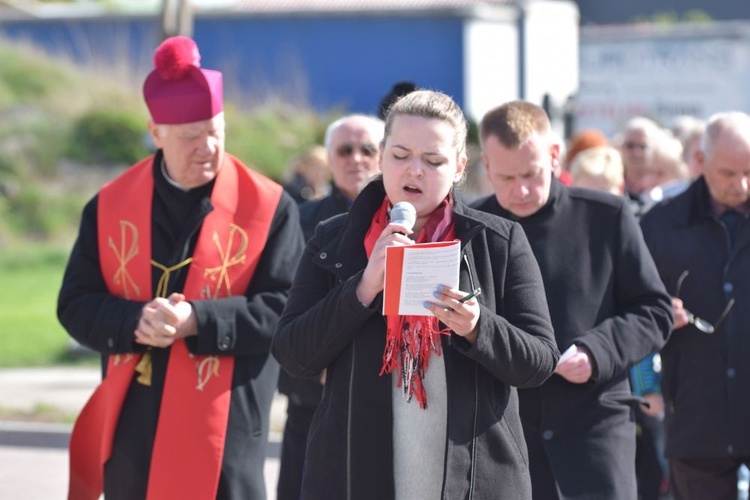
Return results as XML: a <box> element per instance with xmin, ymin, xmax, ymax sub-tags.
<box><xmin>390</xmin><ymin>201</ymin><xmax>417</xmax><ymax>231</ymax></box>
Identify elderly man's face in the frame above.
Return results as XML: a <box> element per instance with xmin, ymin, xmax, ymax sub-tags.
<box><xmin>328</xmin><ymin>121</ymin><xmax>381</xmax><ymax>200</ymax></box>
<box><xmin>701</xmin><ymin>132</ymin><xmax>750</xmax><ymax>209</ymax></box>
<box><xmin>621</xmin><ymin>128</ymin><xmax>657</xmax><ymax>195</ymax></box>
<box><xmin>149</xmin><ymin>113</ymin><xmax>226</xmax><ymax>189</ymax></box>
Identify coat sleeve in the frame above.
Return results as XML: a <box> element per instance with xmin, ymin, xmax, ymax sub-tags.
<box><xmin>453</xmin><ymin>222</ymin><xmax>559</xmax><ymax>388</ymax></box>
<box><xmin>272</xmin><ymin>224</ymin><xmax>381</xmax><ymax>378</ymax></box>
<box><xmin>57</xmin><ymin>195</ymin><xmax>147</xmax><ymax>354</ymax></box>
<box><xmin>188</xmin><ymin>192</ymin><xmax>305</xmax><ymax>356</ymax></box>
<box><xmin>574</xmin><ymin>203</ymin><xmax>674</xmax><ymax>384</ymax></box>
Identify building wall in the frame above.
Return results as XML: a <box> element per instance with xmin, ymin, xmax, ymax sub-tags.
<box><xmin>0</xmin><ymin>5</ymin><xmax>580</xmax><ymax>121</ymax></box>
<box><xmin>575</xmin><ymin>22</ymin><xmax>750</xmax><ymax>136</ymax></box>
<box><xmin>463</xmin><ymin>15</ymin><xmax>520</xmax><ymax>121</ymax></box>
<box><xmin>574</xmin><ymin>0</ymin><xmax>748</xmax><ymax>25</ymax></box>
<box><xmin>0</xmin><ymin>14</ymin><xmax>465</xmax><ymax>115</ymax></box>
<box><xmin>523</xmin><ymin>0</ymin><xmax>579</xmax><ymax>134</ymax></box>
<box><xmin>196</xmin><ymin>15</ymin><xmax>466</xmax><ymax>114</ymax></box>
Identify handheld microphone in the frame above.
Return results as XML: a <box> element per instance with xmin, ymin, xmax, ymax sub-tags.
<box><xmin>390</xmin><ymin>201</ymin><xmax>417</xmax><ymax>233</ymax></box>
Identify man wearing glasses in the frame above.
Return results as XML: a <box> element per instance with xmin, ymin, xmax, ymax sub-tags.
<box><xmin>297</xmin><ymin>115</ymin><xmax>385</xmax><ymax>240</ymax></box>
<box><xmin>619</xmin><ymin>116</ymin><xmax>663</xmax><ymax>217</ymax></box>
<box><xmin>641</xmin><ymin>111</ymin><xmax>750</xmax><ymax>500</ymax></box>
<box><xmin>276</xmin><ymin>113</ymin><xmax>384</xmax><ymax>500</ymax></box>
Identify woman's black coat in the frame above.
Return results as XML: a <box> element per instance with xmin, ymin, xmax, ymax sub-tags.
<box><xmin>272</xmin><ymin>180</ymin><xmax>559</xmax><ymax>500</ymax></box>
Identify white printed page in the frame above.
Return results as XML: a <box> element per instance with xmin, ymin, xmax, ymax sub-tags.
<box><xmin>398</xmin><ymin>241</ymin><xmax>460</xmax><ymax>316</ymax></box>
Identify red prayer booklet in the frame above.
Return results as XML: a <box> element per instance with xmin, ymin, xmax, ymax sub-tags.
<box><xmin>383</xmin><ymin>240</ymin><xmax>460</xmax><ymax>316</ymax></box>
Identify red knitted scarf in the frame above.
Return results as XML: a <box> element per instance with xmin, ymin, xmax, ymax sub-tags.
<box><xmin>363</xmin><ymin>197</ymin><xmax>455</xmax><ymax>409</ymax></box>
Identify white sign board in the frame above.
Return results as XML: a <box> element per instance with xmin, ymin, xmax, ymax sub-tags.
<box><xmin>575</xmin><ymin>26</ymin><xmax>750</xmax><ymax>136</ymax></box>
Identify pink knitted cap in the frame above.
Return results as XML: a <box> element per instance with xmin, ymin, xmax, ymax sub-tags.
<box><xmin>143</xmin><ymin>36</ymin><xmax>223</xmax><ymax>124</ymax></box>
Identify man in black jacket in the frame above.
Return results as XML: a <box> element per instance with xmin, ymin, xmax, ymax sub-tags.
<box><xmin>277</xmin><ymin>113</ymin><xmax>384</xmax><ymax>500</ymax></box>
<box><xmin>640</xmin><ymin>111</ymin><xmax>750</xmax><ymax>500</ymax></box>
<box><xmin>473</xmin><ymin>100</ymin><xmax>673</xmax><ymax>499</ymax></box>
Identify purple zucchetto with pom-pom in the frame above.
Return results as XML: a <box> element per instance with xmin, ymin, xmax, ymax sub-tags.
<box><xmin>143</xmin><ymin>36</ymin><xmax>223</xmax><ymax>124</ymax></box>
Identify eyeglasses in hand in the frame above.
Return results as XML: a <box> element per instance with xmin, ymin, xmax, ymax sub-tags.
<box><xmin>674</xmin><ymin>270</ymin><xmax>735</xmax><ymax>334</ymax></box>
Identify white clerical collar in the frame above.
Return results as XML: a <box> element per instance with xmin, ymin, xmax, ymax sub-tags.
<box><xmin>161</xmin><ymin>160</ymin><xmax>189</xmax><ymax>192</ymax></box>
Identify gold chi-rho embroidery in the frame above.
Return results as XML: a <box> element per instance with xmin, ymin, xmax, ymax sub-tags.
<box><xmin>196</xmin><ymin>356</ymin><xmax>221</xmax><ymax>390</ymax></box>
<box><xmin>203</xmin><ymin>224</ymin><xmax>248</xmax><ymax>299</ymax></box>
<box><xmin>109</xmin><ymin>220</ymin><xmax>141</xmax><ymax>299</ymax></box>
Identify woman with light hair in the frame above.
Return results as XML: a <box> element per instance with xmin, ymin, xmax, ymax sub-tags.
<box><xmin>273</xmin><ymin>90</ymin><xmax>558</xmax><ymax>499</ymax></box>
<box><xmin>569</xmin><ymin>146</ymin><xmax>624</xmax><ymax>195</ymax></box>
<box><xmin>647</xmin><ymin>132</ymin><xmax>691</xmax><ymax>203</ymax></box>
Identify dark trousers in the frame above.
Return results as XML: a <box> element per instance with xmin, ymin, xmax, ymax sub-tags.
<box><xmin>670</xmin><ymin>456</ymin><xmax>750</xmax><ymax>500</ymax></box>
<box><xmin>635</xmin><ymin>408</ymin><xmax>668</xmax><ymax>500</ymax></box>
<box><xmin>525</xmin><ymin>431</ymin><xmax>561</xmax><ymax>500</ymax></box>
<box><xmin>277</xmin><ymin>403</ymin><xmax>316</xmax><ymax>500</ymax></box>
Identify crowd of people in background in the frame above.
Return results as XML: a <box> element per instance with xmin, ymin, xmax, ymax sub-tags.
<box><xmin>57</xmin><ymin>34</ymin><xmax>749</xmax><ymax>500</ymax></box>
<box><xmin>277</xmin><ymin>97</ymin><xmax>749</xmax><ymax>500</ymax></box>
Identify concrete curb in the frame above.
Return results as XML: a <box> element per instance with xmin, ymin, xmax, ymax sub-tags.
<box><xmin>0</xmin><ymin>421</ymin><xmax>71</xmax><ymax>449</ymax></box>
<box><xmin>0</xmin><ymin>420</ymin><xmax>283</xmax><ymax>452</ymax></box>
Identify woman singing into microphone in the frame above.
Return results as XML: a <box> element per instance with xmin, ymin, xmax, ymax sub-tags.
<box><xmin>272</xmin><ymin>90</ymin><xmax>559</xmax><ymax>499</ymax></box>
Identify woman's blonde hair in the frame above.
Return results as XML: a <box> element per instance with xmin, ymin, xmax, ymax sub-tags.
<box><xmin>383</xmin><ymin>90</ymin><xmax>468</xmax><ymax>160</ymax></box>
<box><xmin>569</xmin><ymin>146</ymin><xmax>624</xmax><ymax>191</ymax></box>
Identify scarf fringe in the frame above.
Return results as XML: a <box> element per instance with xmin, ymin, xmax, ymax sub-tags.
<box><xmin>364</xmin><ymin>195</ymin><xmax>455</xmax><ymax>410</ymax></box>
<box><xmin>380</xmin><ymin>316</ymin><xmax>450</xmax><ymax>409</ymax></box>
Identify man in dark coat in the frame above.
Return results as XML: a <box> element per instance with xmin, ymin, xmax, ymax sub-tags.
<box><xmin>640</xmin><ymin>111</ymin><xmax>750</xmax><ymax>500</ymax></box>
<box><xmin>277</xmin><ymin>113</ymin><xmax>384</xmax><ymax>500</ymax></box>
<box><xmin>57</xmin><ymin>36</ymin><xmax>304</xmax><ymax>500</ymax></box>
<box><xmin>473</xmin><ymin>100</ymin><xmax>673</xmax><ymax>499</ymax></box>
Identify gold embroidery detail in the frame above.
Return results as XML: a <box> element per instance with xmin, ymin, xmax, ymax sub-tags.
<box><xmin>135</xmin><ymin>350</ymin><xmax>153</xmax><ymax>386</ymax></box>
<box><xmin>196</xmin><ymin>356</ymin><xmax>220</xmax><ymax>390</ymax></box>
<box><xmin>108</xmin><ymin>221</ymin><xmax>140</xmax><ymax>299</ymax></box>
<box><xmin>203</xmin><ymin>224</ymin><xmax>248</xmax><ymax>298</ymax></box>
<box><xmin>151</xmin><ymin>258</ymin><xmax>193</xmax><ymax>298</ymax></box>
<box><xmin>113</xmin><ymin>353</ymin><xmax>133</xmax><ymax>366</ymax></box>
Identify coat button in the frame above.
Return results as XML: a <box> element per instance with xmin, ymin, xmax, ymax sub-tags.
<box><xmin>219</xmin><ymin>337</ymin><xmax>230</xmax><ymax>350</ymax></box>
<box><xmin>543</xmin><ymin>430</ymin><xmax>554</xmax><ymax>440</ymax></box>
<box><xmin>724</xmin><ymin>282</ymin><xmax>733</xmax><ymax>293</ymax></box>
<box><xmin>319</xmin><ymin>252</ymin><xmax>327</xmax><ymax>259</ymax></box>
<box><xmin>727</xmin><ymin>367</ymin><xmax>736</xmax><ymax>378</ymax></box>
<box><xmin>107</xmin><ymin>338</ymin><xmax>114</xmax><ymax>348</ymax></box>
<box><xmin>334</xmin><ymin>263</ymin><xmax>343</xmax><ymax>269</ymax></box>
<box><xmin>464</xmin><ymin>222</ymin><xmax>471</xmax><ymax>229</ymax></box>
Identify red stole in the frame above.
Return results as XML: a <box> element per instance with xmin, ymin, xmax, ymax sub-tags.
<box><xmin>68</xmin><ymin>154</ymin><xmax>282</xmax><ymax>500</ymax></box>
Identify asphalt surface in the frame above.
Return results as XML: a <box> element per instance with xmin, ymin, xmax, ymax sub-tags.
<box><xmin>3</xmin><ymin>368</ymin><xmax>750</xmax><ymax>499</ymax></box>
<box><xmin>0</xmin><ymin>367</ymin><xmax>287</xmax><ymax>499</ymax></box>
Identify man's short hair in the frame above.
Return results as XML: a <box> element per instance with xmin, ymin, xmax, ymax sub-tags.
<box><xmin>623</xmin><ymin>116</ymin><xmax>662</xmax><ymax>137</ymax></box>
<box><xmin>480</xmin><ymin>101</ymin><xmax>551</xmax><ymax>149</ymax></box>
<box><xmin>701</xmin><ymin>111</ymin><xmax>750</xmax><ymax>162</ymax></box>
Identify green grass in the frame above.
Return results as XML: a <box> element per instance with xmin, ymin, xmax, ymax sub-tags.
<box><xmin>0</xmin><ymin>244</ymin><xmax>97</xmax><ymax>367</ymax></box>
<box><xmin>0</xmin><ymin>403</ymin><xmax>78</xmax><ymax>424</ymax></box>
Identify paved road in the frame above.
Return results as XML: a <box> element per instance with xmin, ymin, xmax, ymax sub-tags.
<box><xmin>0</xmin><ymin>433</ymin><xmax>281</xmax><ymax>500</ymax></box>
<box><xmin>0</xmin><ymin>367</ymin><xmax>286</xmax><ymax>499</ymax></box>
<box><xmin>0</xmin><ymin>443</ymin><xmax>281</xmax><ymax>500</ymax></box>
